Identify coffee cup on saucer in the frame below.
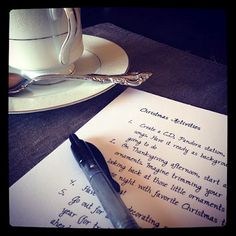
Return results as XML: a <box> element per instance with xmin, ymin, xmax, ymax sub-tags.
<box><xmin>9</xmin><ymin>8</ymin><xmax>83</xmax><ymax>78</ymax></box>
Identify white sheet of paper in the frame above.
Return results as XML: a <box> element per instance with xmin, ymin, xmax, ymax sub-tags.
<box><xmin>9</xmin><ymin>88</ymin><xmax>227</xmax><ymax>228</ymax></box>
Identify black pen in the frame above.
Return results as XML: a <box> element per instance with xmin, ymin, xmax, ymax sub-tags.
<box><xmin>69</xmin><ymin>133</ymin><xmax>139</xmax><ymax>229</ymax></box>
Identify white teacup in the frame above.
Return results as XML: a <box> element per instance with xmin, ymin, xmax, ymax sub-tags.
<box><xmin>9</xmin><ymin>8</ymin><xmax>83</xmax><ymax>76</ymax></box>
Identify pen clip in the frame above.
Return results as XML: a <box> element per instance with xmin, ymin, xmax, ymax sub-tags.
<box><xmin>86</xmin><ymin>141</ymin><xmax>121</xmax><ymax>193</ymax></box>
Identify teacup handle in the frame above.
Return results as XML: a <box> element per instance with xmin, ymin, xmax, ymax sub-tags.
<box><xmin>59</xmin><ymin>8</ymin><xmax>78</xmax><ymax>65</ymax></box>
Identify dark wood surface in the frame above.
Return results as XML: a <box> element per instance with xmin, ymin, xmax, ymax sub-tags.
<box><xmin>8</xmin><ymin>23</ymin><xmax>227</xmax><ymax>187</ymax></box>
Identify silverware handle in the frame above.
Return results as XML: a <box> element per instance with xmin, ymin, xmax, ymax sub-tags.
<box><xmin>81</xmin><ymin>72</ymin><xmax>152</xmax><ymax>86</ymax></box>
<box><xmin>36</xmin><ymin>72</ymin><xmax>152</xmax><ymax>86</ymax></box>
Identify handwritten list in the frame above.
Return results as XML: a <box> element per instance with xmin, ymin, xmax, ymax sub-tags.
<box><xmin>9</xmin><ymin>88</ymin><xmax>227</xmax><ymax>228</ymax></box>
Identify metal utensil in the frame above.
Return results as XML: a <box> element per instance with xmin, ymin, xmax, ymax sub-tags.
<box><xmin>8</xmin><ymin>72</ymin><xmax>152</xmax><ymax>95</ymax></box>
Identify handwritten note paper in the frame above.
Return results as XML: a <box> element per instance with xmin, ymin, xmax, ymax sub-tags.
<box><xmin>9</xmin><ymin>88</ymin><xmax>227</xmax><ymax>228</ymax></box>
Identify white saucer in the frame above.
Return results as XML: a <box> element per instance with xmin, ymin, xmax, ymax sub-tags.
<box><xmin>9</xmin><ymin>34</ymin><xmax>129</xmax><ymax>114</ymax></box>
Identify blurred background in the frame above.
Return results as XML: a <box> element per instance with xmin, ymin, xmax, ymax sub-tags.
<box><xmin>81</xmin><ymin>7</ymin><xmax>227</xmax><ymax>65</ymax></box>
